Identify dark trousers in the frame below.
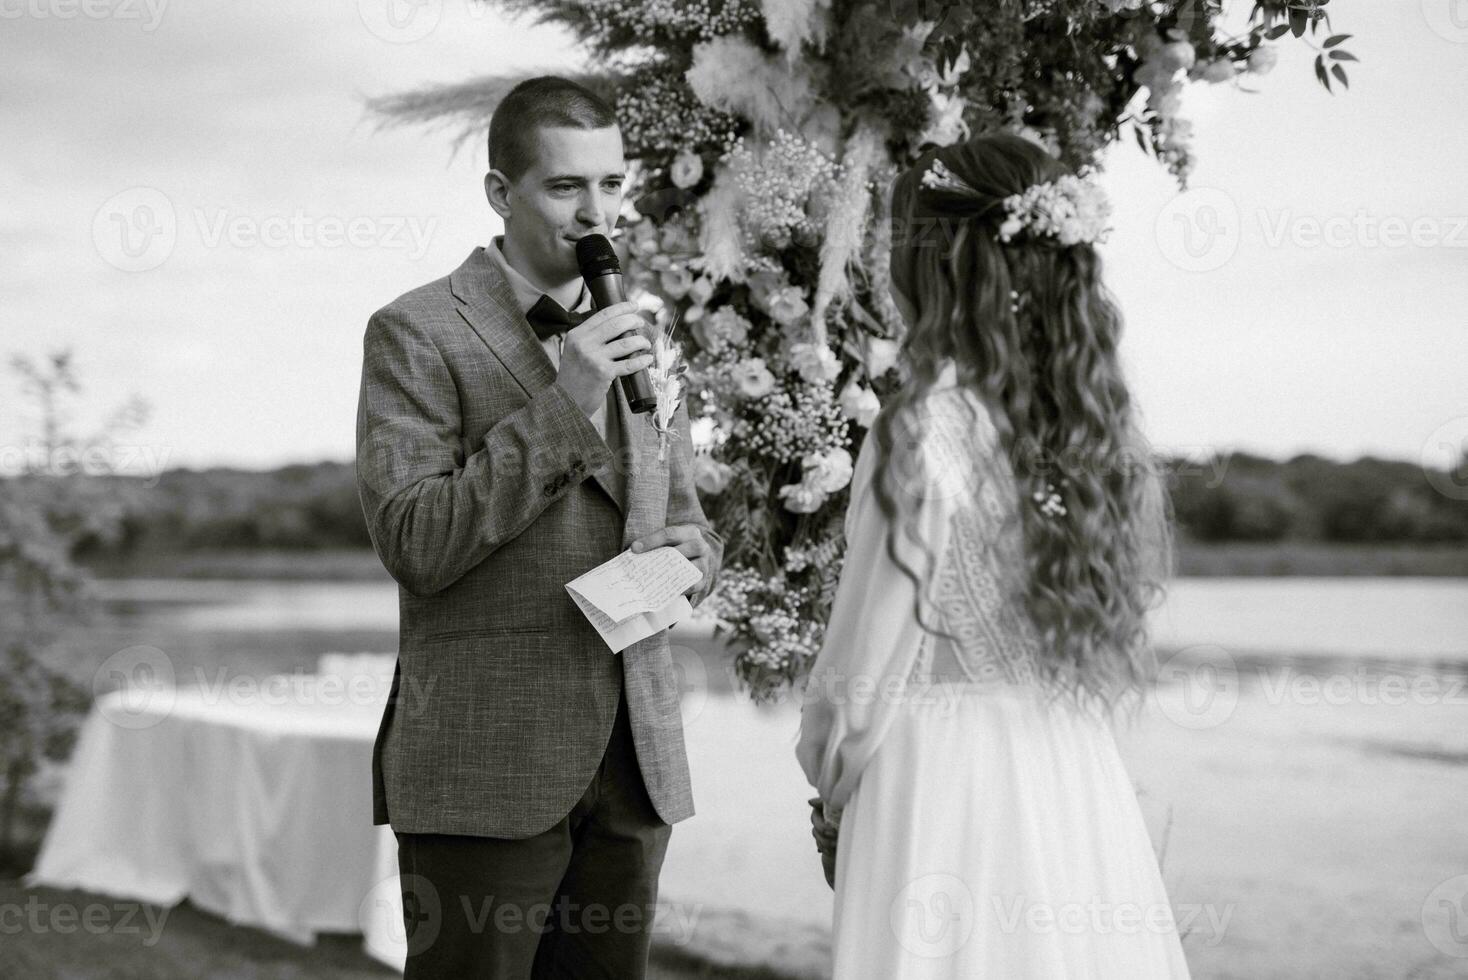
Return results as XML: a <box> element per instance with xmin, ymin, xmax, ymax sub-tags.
<box><xmin>394</xmin><ymin>690</ymin><xmax>672</xmax><ymax>979</ymax></box>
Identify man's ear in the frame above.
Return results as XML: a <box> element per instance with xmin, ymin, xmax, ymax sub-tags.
<box><xmin>484</xmin><ymin>169</ymin><xmax>513</xmax><ymax>221</ymax></box>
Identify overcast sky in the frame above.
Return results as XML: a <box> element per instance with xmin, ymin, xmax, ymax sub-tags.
<box><xmin>2</xmin><ymin>0</ymin><xmax>1465</xmax><ymax>477</ymax></box>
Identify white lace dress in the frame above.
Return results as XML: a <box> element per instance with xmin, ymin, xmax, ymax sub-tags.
<box><xmin>796</xmin><ymin>370</ymin><xmax>1191</xmax><ymax>979</ymax></box>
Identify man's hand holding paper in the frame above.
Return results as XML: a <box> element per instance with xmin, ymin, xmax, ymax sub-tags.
<box><xmin>566</xmin><ymin>540</ymin><xmax>704</xmax><ymax>653</ymax></box>
<box><xmin>628</xmin><ymin>523</ymin><xmax>716</xmax><ymax>598</ymax></box>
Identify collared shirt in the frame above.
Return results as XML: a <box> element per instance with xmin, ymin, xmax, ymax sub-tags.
<box><xmin>486</xmin><ymin>235</ymin><xmax>608</xmax><ymax>440</ymax></box>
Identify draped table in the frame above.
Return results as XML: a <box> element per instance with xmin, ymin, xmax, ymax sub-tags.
<box><xmin>26</xmin><ymin>654</ymin><xmax>409</xmax><ymax>971</ymax></box>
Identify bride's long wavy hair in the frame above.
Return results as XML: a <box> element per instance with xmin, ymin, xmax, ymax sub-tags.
<box><xmin>872</xmin><ymin>131</ymin><xmax>1175</xmax><ymax>720</ymax></box>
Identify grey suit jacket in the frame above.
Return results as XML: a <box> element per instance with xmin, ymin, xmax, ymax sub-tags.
<box><xmin>354</xmin><ymin>245</ymin><xmax>723</xmax><ymax>838</ymax></box>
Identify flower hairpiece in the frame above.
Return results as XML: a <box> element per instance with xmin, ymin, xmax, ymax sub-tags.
<box><xmin>1032</xmin><ymin>478</ymin><xmax>1069</xmax><ymax>518</ymax></box>
<box><xmin>997</xmin><ymin>168</ymin><xmax>1112</xmax><ymax>246</ymax></box>
<box><xmin>919</xmin><ymin>157</ymin><xmax>1112</xmax><ymax>247</ymax></box>
<box><xmin>919</xmin><ymin>158</ymin><xmax>972</xmax><ymax>195</ymax></box>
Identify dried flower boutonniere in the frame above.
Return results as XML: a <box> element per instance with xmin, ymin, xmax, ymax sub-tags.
<box><xmin>648</xmin><ymin>314</ymin><xmax>688</xmax><ymax>462</ymax></box>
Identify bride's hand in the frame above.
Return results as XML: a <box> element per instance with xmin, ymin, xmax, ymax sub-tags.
<box><xmin>808</xmin><ymin>797</ymin><xmax>839</xmax><ymax>890</ymax></box>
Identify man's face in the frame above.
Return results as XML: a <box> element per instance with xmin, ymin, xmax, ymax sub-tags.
<box><xmin>487</xmin><ymin>125</ymin><xmax>626</xmax><ymax>283</ymax></box>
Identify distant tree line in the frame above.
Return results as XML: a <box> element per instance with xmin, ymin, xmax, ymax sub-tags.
<box><xmin>54</xmin><ymin>450</ymin><xmax>1468</xmax><ymax>561</ymax></box>
<box><xmin>1167</xmin><ymin>452</ymin><xmax>1468</xmax><ymax>543</ymax></box>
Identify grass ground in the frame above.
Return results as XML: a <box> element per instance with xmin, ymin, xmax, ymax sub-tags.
<box><xmin>0</xmin><ymin>878</ymin><xmax>792</xmax><ymax>980</ymax></box>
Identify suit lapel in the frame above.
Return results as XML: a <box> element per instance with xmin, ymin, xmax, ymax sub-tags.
<box><xmin>610</xmin><ymin>374</ymin><xmax>643</xmax><ymax>538</ymax></box>
<box><xmin>450</xmin><ymin>246</ymin><xmax>627</xmax><ymax>516</ymax></box>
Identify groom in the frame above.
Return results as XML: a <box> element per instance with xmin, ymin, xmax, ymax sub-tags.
<box><xmin>354</xmin><ymin>76</ymin><xmax>722</xmax><ymax>978</ymax></box>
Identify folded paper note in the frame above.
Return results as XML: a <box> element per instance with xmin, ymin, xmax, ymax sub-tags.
<box><xmin>565</xmin><ymin>545</ymin><xmax>703</xmax><ymax>653</ymax></box>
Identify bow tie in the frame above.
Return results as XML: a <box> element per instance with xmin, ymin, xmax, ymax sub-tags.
<box><xmin>527</xmin><ymin>294</ymin><xmax>590</xmax><ymax>342</ymax></box>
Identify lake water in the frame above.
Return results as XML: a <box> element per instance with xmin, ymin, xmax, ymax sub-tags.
<box><xmin>75</xmin><ymin>575</ymin><xmax>1468</xmax><ymax>978</ymax></box>
<box><xmin>93</xmin><ymin>576</ymin><xmax>1468</xmax><ymax>660</ymax></box>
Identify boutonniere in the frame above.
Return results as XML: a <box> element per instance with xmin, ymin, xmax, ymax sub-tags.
<box><xmin>648</xmin><ymin>314</ymin><xmax>688</xmax><ymax>462</ymax></box>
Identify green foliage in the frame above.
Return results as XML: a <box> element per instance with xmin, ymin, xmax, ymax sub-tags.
<box><xmin>0</xmin><ymin>349</ymin><xmax>147</xmax><ymax>856</ymax></box>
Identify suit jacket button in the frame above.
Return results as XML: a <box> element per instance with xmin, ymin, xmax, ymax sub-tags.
<box><xmin>543</xmin><ymin>484</ymin><xmax>557</xmax><ymax>497</ymax></box>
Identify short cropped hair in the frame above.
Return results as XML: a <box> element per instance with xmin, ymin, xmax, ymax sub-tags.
<box><xmin>488</xmin><ymin>76</ymin><xmax>619</xmax><ymax>181</ymax></box>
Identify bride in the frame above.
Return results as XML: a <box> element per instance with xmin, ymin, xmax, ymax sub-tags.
<box><xmin>795</xmin><ymin>132</ymin><xmax>1191</xmax><ymax>978</ymax></box>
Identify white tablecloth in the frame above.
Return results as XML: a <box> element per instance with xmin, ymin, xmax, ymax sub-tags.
<box><xmin>26</xmin><ymin>654</ymin><xmax>409</xmax><ymax>971</ymax></box>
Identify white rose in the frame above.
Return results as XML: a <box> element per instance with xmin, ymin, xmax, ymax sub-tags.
<box><xmin>689</xmin><ymin>415</ymin><xmax>718</xmax><ymax>452</ymax></box>
<box><xmin>920</xmin><ymin>90</ymin><xmax>969</xmax><ymax>148</ymax></box>
<box><xmin>694</xmin><ymin>456</ymin><xmax>734</xmax><ymax>495</ymax></box>
<box><xmin>660</xmin><ymin>266</ymin><xmax>694</xmax><ymax>300</ymax></box>
<box><xmin>865</xmin><ymin>337</ymin><xmax>900</xmax><ymax>377</ymax></box>
<box><xmin>670</xmin><ymin>151</ymin><xmax>705</xmax><ymax>189</ymax></box>
<box><xmin>693</xmin><ymin>307</ymin><xmax>751</xmax><ymax>352</ymax></box>
<box><xmin>778</xmin><ymin>480</ymin><xmax>827</xmax><ymax>514</ymax></box>
<box><xmin>839</xmin><ymin>381</ymin><xmax>881</xmax><ymax>428</ymax></box>
<box><xmin>790</xmin><ymin>342</ymin><xmax>841</xmax><ymax>384</ymax></box>
<box><xmin>765</xmin><ymin>286</ymin><xmax>810</xmax><ymax>327</ymax></box>
<box><xmin>732</xmin><ymin>358</ymin><xmax>776</xmax><ymax>399</ymax></box>
<box><xmin>803</xmin><ymin>447</ymin><xmax>854</xmax><ymax>493</ymax></box>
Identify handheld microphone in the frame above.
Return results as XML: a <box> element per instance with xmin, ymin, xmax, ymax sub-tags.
<box><xmin>576</xmin><ymin>234</ymin><xmax>657</xmax><ymax>414</ymax></box>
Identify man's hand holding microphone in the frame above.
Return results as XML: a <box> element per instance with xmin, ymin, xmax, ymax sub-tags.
<box><xmin>553</xmin><ymin>302</ymin><xmax>652</xmax><ymax>419</ymax></box>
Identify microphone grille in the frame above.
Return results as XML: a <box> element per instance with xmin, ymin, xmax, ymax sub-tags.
<box><xmin>575</xmin><ymin>234</ymin><xmax>621</xmax><ymax>278</ymax></box>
